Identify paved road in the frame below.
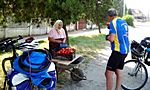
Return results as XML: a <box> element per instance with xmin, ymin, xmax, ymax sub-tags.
<box><xmin>128</xmin><ymin>22</ymin><xmax>150</xmax><ymax>90</ymax></box>
<box><xmin>129</xmin><ymin>22</ymin><xmax>150</xmax><ymax>42</ymax></box>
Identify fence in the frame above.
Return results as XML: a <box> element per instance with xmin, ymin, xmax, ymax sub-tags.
<box><xmin>0</xmin><ymin>19</ymin><xmax>87</xmax><ymax>39</ymax></box>
<box><xmin>0</xmin><ymin>23</ymin><xmax>48</xmax><ymax>39</ymax></box>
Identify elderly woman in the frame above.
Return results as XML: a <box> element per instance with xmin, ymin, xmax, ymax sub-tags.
<box><xmin>48</xmin><ymin>20</ymin><xmax>67</xmax><ymax>54</ymax></box>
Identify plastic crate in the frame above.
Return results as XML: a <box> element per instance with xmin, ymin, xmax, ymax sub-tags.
<box><xmin>52</xmin><ymin>48</ymin><xmax>76</xmax><ymax>61</ymax></box>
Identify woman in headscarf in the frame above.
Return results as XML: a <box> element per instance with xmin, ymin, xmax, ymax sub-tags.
<box><xmin>48</xmin><ymin>20</ymin><xmax>67</xmax><ymax>55</ymax></box>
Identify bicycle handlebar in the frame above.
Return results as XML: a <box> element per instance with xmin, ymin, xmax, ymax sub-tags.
<box><xmin>17</xmin><ymin>43</ymin><xmax>39</xmax><ymax>50</ymax></box>
<box><xmin>1</xmin><ymin>35</ymin><xmax>38</xmax><ymax>76</ymax></box>
<box><xmin>0</xmin><ymin>35</ymin><xmax>23</xmax><ymax>48</ymax></box>
<box><xmin>0</xmin><ymin>35</ymin><xmax>38</xmax><ymax>52</ymax></box>
<box><xmin>8</xmin><ymin>35</ymin><xmax>23</xmax><ymax>45</ymax></box>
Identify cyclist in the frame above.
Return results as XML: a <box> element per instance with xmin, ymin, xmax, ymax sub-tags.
<box><xmin>105</xmin><ymin>8</ymin><xmax>129</xmax><ymax>90</ymax></box>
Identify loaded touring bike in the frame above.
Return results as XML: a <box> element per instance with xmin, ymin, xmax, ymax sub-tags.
<box><xmin>0</xmin><ymin>35</ymin><xmax>56</xmax><ymax>90</ymax></box>
<box><xmin>121</xmin><ymin>37</ymin><xmax>150</xmax><ymax>90</ymax></box>
<box><xmin>0</xmin><ymin>35</ymin><xmax>86</xmax><ymax>90</ymax></box>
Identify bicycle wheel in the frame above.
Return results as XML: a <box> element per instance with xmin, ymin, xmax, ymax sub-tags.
<box><xmin>121</xmin><ymin>60</ymin><xmax>148</xmax><ymax>90</ymax></box>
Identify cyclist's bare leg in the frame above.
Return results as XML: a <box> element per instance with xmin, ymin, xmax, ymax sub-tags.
<box><xmin>115</xmin><ymin>69</ymin><xmax>123</xmax><ymax>90</ymax></box>
<box><xmin>105</xmin><ymin>70</ymin><xmax>114</xmax><ymax>90</ymax></box>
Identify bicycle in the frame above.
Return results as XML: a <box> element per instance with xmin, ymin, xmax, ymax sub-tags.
<box><xmin>0</xmin><ymin>35</ymin><xmax>56</xmax><ymax>90</ymax></box>
<box><xmin>121</xmin><ymin>38</ymin><xmax>150</xmax><ymax>90</ymax></box>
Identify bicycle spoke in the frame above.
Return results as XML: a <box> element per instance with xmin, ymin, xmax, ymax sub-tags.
<box><xmin>122</xmin><ymin>60</ymin><xmax>148</xmax><ymax>90</ymax></box>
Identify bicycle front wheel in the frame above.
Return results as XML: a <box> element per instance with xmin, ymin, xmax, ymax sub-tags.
<box><xmin>121</xmin><ymin>60</ymin><xmax>148</xmax><ymax>90</ymax></box>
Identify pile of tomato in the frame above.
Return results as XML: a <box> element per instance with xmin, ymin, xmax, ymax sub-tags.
<box><xmin>57</xmin><ymin>48</ymin><xmax>75</xmax><ymax>55</ymax></box>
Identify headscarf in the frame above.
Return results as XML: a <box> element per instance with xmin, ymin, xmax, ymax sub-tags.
<box><xmin>53</xmin><ymin>20</ymin><xmax>63</xmax><ymax>30</ymax></box>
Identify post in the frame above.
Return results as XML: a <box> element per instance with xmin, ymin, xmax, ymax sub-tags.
<box><xmin>4</xmin><ymin>27</ymin><xmax>6</xmax><ymax>38</ymax></box>
<box><xmin>28</xmin><ymin>19</ymin><xmax>32</xmax><ymax>36</ymax></box>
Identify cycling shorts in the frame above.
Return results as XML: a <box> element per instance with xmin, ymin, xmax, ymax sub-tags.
<box><xmin>106</xmin><ymin>51</ymin><xmax>127</xmax><ymax>71</ymax></box>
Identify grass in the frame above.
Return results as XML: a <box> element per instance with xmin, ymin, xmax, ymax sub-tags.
<box><xmin>69</xmin><ymin>34</ymin><xmax>108</xmax><ymax>63</ymax></box>
<box><xmin>0</xmin><ymin>34</ymin><xmax>108</xmax><ymax>89</ymax></box>
<box><xmin>56</xmin><ymin>34</ymin><xmax>109</xmax><ymax>88</ymax></box>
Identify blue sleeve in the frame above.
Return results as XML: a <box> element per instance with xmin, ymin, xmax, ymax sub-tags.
<box><xmin>109</xmin><ymin>22</ymin><xmax>116</xmax><ymax>34</ymax></box>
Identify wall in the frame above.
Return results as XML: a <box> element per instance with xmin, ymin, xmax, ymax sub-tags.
<box><xmin>0</xmin><ymin>27</ymin><xmax>48</xmax><ymax>39</ymax></box>
<box><xmin>0</xmin><ymin>28</ymin><xmax>5</xmax><ymax>38</ymax></box>
<box><xmin>77</xmin><ymin>19</ymin><xmax>86</xmax><ymax>30</ymax></box>
<box><xmin>0</xmin><ymin>19</ymin><xmax>87</xmax><ymax>39</ymax></box>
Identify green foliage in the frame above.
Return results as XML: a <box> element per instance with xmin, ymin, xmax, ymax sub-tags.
<box><xmin>49</xmin><ymin>0</ymin><xmax>84</xmax><ymax>25</ymax></box>
<box><xmin>112</xmin><ymin>0</ymin><xmax>124</xmax><ymax>16</ymax></box>
<box><xmin>98</xmin><ymin>0</ymin><xmax>113</xmax><ymax>22</ymax></box>
<box><xmin>0</xmin><ymin>0</ymin><xmax>115</xmax><ymax>27</ymax></box>
<box><xmin>122</xmin><ymin>15</ymin><xmax>134</xmax><ymax>26</ymax></box>
<box><xmin>0</xmin><ymin>0</ymin><xmax>84</xmax><ymax>26</ymax></box>
<box><xmin>81</xmin><ymin>0</ymin><xmax>113</xmax><ymax>24</ymax></box>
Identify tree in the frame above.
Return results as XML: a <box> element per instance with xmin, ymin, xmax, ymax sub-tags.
<box><xmin>1</xmin><ymin>0</ymin><xmax>84</xmax><ymax>24</ymax></box>
<box><xmin>98</xmin><ymin>0</ymin><xmax>113</xmax><ymax>24</ymax></box>
<box><xmin>0</xmin><ymin>0</ymin><xmax>85</xmax><ymax>44</ymax></box>
<box><xmin>81</xmin><ymin>0</ymin><xmax>112</xmax><ymax>31</ymax></box>
<box><xmin>0</xmin><ymin>0</ymin><xmax>114</xmax><ymax>27</ymax></box>
<box><xmin>112</xmin><ymin>0</ymin><xmax>127</xmax><ymax>17</ymax></box>
<box><xmin>0</xmin><ymin>0</ymin><xmax>114</xmax><ymax>35</ymax></box>
<box><xmin>47</xmin><ymin>0</ymin><xmax>84</xmax><ymax>44</ymax></box>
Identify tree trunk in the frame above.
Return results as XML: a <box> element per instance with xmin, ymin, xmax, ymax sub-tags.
<box><xmin>96</xmin><ymin>0</ymin><xmax>101</xmax><ymax>33</ymax></box>
<box><xmin>63</xmin><ymin>25</ymin><xmax>69</xmax><ymax>45</ymax></box>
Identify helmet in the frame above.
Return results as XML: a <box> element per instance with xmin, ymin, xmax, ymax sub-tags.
<box><xmin>107</xmin><ymin>8</ymin><xmax>118</xmax><ymax>17</ymax></box>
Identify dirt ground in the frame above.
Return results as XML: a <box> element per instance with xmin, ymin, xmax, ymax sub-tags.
<box><xmin>59</xmin><ymin>47</ymin><xmax>150</xmax><ymax>90</ymax></box>
<box><xmin>59</xmin><ymin>47</ymin><xmax>111</xmax><ymax>90</ymax></box>
<box><xmin>31</xmin><ymin>28</ymin><xmax>150</xmax><ymax>90</ymax></box>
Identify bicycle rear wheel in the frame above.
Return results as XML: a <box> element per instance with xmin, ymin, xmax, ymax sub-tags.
<box><xmin>121</xmin><ymin>60</ymin><xmax>148</xmax><ymax>90</ymax></box>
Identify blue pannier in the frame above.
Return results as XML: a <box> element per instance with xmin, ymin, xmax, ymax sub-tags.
<box><xmin>11</xmin><ymin>49</ymin><xmax>56</xmax><ymax>89</ymax></box>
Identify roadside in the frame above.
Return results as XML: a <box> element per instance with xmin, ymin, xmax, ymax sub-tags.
<box><xmin>1</xmin><ymin>23</ymin><xmax>150</xmax><ymax>89</ymax></box>
<box><xmin>15</xmin><ymin>26</ymin><xmax>150</xmax><ymax>90</ymax></box>
<box><xmin>25</xmin><ymin>23</ymin><xmax>150</xmax><ymax>90</ymax></box>
<box><xmin>31</xmin><ymin>28</ymin><xmax>110</xmax><ymax>90</ymax></box>
<box><xmin>55</xmin><ymin>24</ymin><xmax>150</xmax><ymax>90</ymax></box>
<box><xmin>19</xmin><ymin>22</ymin><xmax>150</xmax><ymax>90</ymax></box>
<box><xmin>59</xmin><ymin>47</ymin><xmax>111</xmax><ymax>90</ymax></box>
<box><xmin>31</xmin><ymin>28</ymin><xmax>109</xmax><ymax>41</ymax></box>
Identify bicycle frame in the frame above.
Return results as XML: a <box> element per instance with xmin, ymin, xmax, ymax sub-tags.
<box><xmin>2</xmin><ymin>37</ymin><xmax>22</xmax><ymax>75</ymax></box>
<box><xmin>129</xmin><ymin>58</ymin><xmax>143</xmax><ymax>76</ymax></box>
<box><xmin>122</xmin><ymin>39</ymin><xmax>150</xmax><ymax>90</ymax></box>
<box><xmin>1</xmin><ymin>36</ymin><xmax>57</xmax><ymax>90</ymax></box>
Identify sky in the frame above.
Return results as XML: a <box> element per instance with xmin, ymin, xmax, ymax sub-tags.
<box><xmin>125</xmin><ymin>0</ymin><xmax>150</xmax><ymax>15</ymax></box>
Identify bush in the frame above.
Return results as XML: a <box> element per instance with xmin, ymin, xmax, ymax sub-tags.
<box><xmin>122</xmin><ymin>15</ymin><xmax>134</xmax><ymax>27</ymax></box>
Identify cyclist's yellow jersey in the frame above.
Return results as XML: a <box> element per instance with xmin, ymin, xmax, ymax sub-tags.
<box><xmin>109</xmin><ymin>17</ymin><xmax>129</xmax><ymax>54</ymax></box>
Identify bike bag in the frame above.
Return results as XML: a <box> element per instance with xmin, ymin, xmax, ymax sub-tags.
<box><xmin>13</xmin><ymin>49</ymin><xmax>56</xmax><ymax>88</ymax></box>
